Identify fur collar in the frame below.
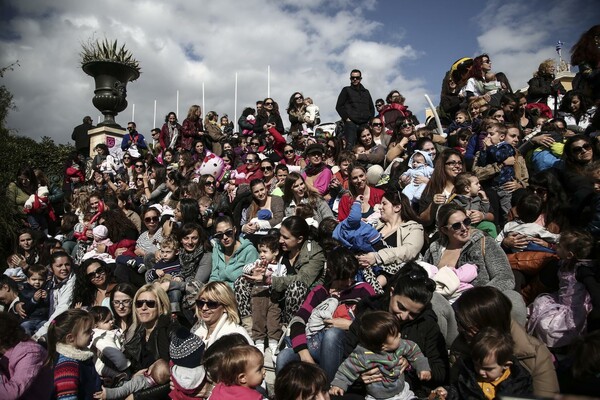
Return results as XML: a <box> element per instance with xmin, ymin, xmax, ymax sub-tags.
<box><xmin>56</xmin><ymin>343</ymin><xmax>94</xmax><ymax>361</ymax></box>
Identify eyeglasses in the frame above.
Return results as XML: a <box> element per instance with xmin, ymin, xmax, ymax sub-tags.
<box><xmin>135</xmin><ymin>299</ymin><xmax>157</xmax><ymax>308</ymax></box>
<box><xmin>264</xmin><ymin>102</ymin><xmax>274</xmax><ymax>106</ymax></box>
<box><xmin>144</xmin><ymin>216</ymin><xmax>159</xmax><ymax>223</ymax></box>
<box><xmin>246</xmin><ymin>158</ymin><xmax>258</xmax><ymax>163</ymax></box>
<box><xmin>446</xmin><ymin>217</ymin><xmax>472</xmax><ymax>231</ymax></box>
<box><xmin>112</xmin><ymin>299</ymin><xmax>132</xmax><ymax>307</ymax></box>
<box><xmin>445</xmin><ymin>160</ymin><xmax>463</xmax><ymax>167</ymax></box>
<box><xmin>123</xmin><ymin>157</ymin><xmax>131</xmax><ymax>160</ymax></box>
<box><xmin>251</xmin><ymin>142</ymin><xmax>260</xmax><ymax>146</ymax></box>
<box><xmin>261</xmin><ymin>166</ymin><xmax>273</xmax><ymax>171</ymax></box>
<box><xmin>205</xmin><ymin>181</ymin><xmax>215</xmax><ymax>186</ymax></box>
<box><xmin>572</xmin><ymin>143</ymin><xmax>592</xmax><ymax>154</ymax></box>
<box><xmin>350</xmin><ymin>76</ymin><xmax>362</xmax><ymax>81</ymax></box>
<box><xmin>195</xmin><ymin>299</ymin><xmax>222</xmax><ymax>309</ymax></box>
<box><xmin>213</xmin><ymin>229</ymin><xmax>234</xmax><ymax>240</ymax></box>
<box><xmin>86</xmin><ymin>265</ymin><xmax>106</xmax><ymax>279</ymax></box>
<box><xmin>284</xmin><ymin>149</ymin><xmax>295</xmax><ymax>154</ymax></box>
<box><xmin>135</xmin><ymin>164</ymin><xmax>144</xmax><ymax>168</ymax></box>
<box><xmin>400</xmin><ymin>123</ymin><xmax>414</xmax><ymax>128</ymax></box>
<box><xmin>371</xmin><ymin>123</ymin><xmax>382</xmax><ymax>127</ymax></box>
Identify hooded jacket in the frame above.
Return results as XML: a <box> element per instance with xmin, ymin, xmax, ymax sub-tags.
<box><xmin>210</xmin><ymin>237</ymin><xmax>259</xmax><ymax>288</ymax></box>
<box><xmin>271</xmin><ymin>240</ymin><xmax>326</xmax><ymax>293</ymax></box>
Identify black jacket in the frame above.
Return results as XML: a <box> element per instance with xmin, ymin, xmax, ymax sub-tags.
<box><xmin>124</xmin><ymin>314</ymin><xmax>178</xmax><ymax>371</ymax></box>
<box><xmin>336</xmin><ymin>84</ymin><xmax>375</xmax><ymax>124</ymax></box>
<box><xmin>447</xmin><ymin>357</ymin><xmax>533</xmax><ymax>400</ymax></box>
<box><xmin>20</xmin><ymin>282</ymin><xmax>49</xmax><ymax>320</ymax></box>
<box><xmin>526</xmin><ymin>74</ymin><xmax>565</xmax><ymax>103</ymax></box>
<box><xmin>345</xmin><ymin>294</ymin><xmax>449</xmax><ymax>394</ymax></box>
<box><xmin>71</xmin><ymin>122</ymin><xmax>95</xmax><ymax>152</ymax></box>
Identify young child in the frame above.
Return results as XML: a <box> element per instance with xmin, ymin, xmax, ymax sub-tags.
<box><xmin>210</xmin><ymin>345</ymin><xmax>265</xmax><ymax>400</ymax></box>
<box><xmin>444</xmin><ymin>111</ymin><xmax>471</xmax><ymax>136</ymax></box>
<box><xmin>496</xmin><ymin>193</ymin><xmax>560</xmax><ymax>252</ymax></box>
<box><xmin>450</xmin><ymin>172</ymin><xmax>497</xmax><ymax>238</ymax></box>
<box><xmin>353</xmin><ymin>144</ymin><xmax>367</xmax><ymax>157</ymax></box>
<box><xmin>89</xmin><ymin>306</ymin><xmax>131</xmax><ymax>380</ymax></box>
<box><xmin>82</xmin><ymin>225</ymin><xmax>116</xmax><ymax>263</ymax></box>
<box><xmin>527</xmin><ymin>230</ymin><xmax>594</xmax><ymax>349</ymax></box>
<box><xmin>330</xmin><ymin>311</ymin><xmax>431</xmax><ymax>399</ymax></box>
<box><xmin>19</xmin><ymin>264</ymin><xmax>49</xmax><ymax>335</ymax></box>
<box><xmin>447</xmin><ymin>128</ymin><xmax>471</xmax><ymax>155</ymax></box>
<box><xmin>48</xmin><ymin>309</ymin><xmax>102</xmax><ymax>400</ymax></box>
<box><xmin>303</xmin><ymin>97</ymin><xmax>321</xmax><ymax>131</ymax></box>
<box><xmin>94</xmin><ymin>359</ymin><xmax>170</xmax><ymax>400</ymax></box>
<box><xmin>473</xmin><ymin>122</ymin><xmax>515</xmax><ymax>223</ymax></box>
<box><xmin>146</xmin><ymin>236</ymin><xmax>185</xmax><ymax>313</ymax></box>
<box><xmin>401</xmin><ymin>150</ymin><xmax>434</xmax><ymax>205</ymax></box>
<box><xmin>429</xmin><ymin>327</ymin><xmax>533</xmax><ymax>400</ymax></box>
<box><xmin>419</xmin><ymin>261</ymin><xmax>478</xmax><ymax>304</ymax></box>
<box><xmin>168</xmin><ymin>327</ymin><xmax>208</xmax><ymax>400</ymax></box>
<box><xmin>242</xmin><ymin>235</ymin><xmax>287</xmax><ymax>355</ymax></box>
<box><xmin>483</xmin><ymin>72</ymin><xmax>502</xmax><ymax>95</ymax></box>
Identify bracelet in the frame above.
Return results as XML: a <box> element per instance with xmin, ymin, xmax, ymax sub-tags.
<box><xmin>144</xmin><ymin>186</ymin><xmax>149</xmax><ymax>189</ymax></box>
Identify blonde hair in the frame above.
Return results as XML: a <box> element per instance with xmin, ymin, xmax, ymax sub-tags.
<box><xmin>160</xmin><ymin>235</ymin><xmax>180</xmax><ymax>251</ymax></box>
<box><xmin>131</xmin><ymin>284</ymin><xmax>171</xmax><ymax>329</ymax></box>
<box><xmin>196</xmin><ymin>281</ymin><xmax>240</xmax><ymax>324</ymax></box>
<box><xmin>536</xmin><ymin>59</ymin><xmax>555</xmax><ymax>76</ymax></box>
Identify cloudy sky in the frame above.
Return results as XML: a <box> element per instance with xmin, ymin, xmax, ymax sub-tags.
<box><xmin>1</xmin><ymin>0</ymin><xmax>597</xmax><ymax>143</ymax></box>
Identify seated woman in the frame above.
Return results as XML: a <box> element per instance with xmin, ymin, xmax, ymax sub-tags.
<box><xmin>280</xmin><ymin>143</ymin><xmax>306</xmax><ymax>171</ymax></box>
<box><xmin>276</xmin><ymin>247</ymin><xmax>376</xmax><ymax>383</ymax></box>
<box><xmin>240</xmin><ymin>179</ymin><xmax>284</xmax><ymax>240</ymax></box>
<box><xmin>355</xmin><ymin>124</ymin><xmax>386</xmax><ymax>169</ymax></box>
<box><xmin>283</xmin><ymin>172</ymin><xmax>334</xmax><ymax>224</ymax></box>
<box><xmin>71</xmin><ymin>258</ymin><xmax>116</xmax><ymax>308</ymax></box>
<box><xmin>302</xmin><ymin>144</ymin><xmax>333</xmax><ymax>198</ymax></box>
<box><xmin>423</xmin><ymin>203</ymin><xmax>527</xmax><ymax>328</ymax></box>
<box><xmin>337</xmin><ymin>164</ymin><xmax>385</xmax><ymax>221</ymax></box>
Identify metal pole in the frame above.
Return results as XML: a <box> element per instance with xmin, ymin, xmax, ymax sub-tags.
<box><xmin>132</xmin><ymin>104</ymin><xmax>135</xmax><ymax>122</ymax></box>
<box><xmin>176</xmin><ymin>90</ymin><xmax>179</xmax><ymax>118</ymax></box>
<box><xmin>153</xmin><ymin>100</ymin><xmax>157</xmax><ymax>129</ymax></box>
<box><xmin>234</xmin><ymin>73</ymin><xmax>238</xmax><ymax>129</ymax></box>
<box><xmin>267</xmin><ymin>65</ymin><xmax>271</xmax><ymax>98</ymax></box>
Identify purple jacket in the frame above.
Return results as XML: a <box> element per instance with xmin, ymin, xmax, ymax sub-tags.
<box><xmin>0</xmin><ymin>340</ymin><xmax>53</xmax><ymax>400</ymax></box>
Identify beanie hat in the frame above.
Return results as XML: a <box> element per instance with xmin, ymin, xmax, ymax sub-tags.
<box><xmin>169</xmin><ymin>327</ymin><xmax>205</xmax><ymax>368</ymax></box>
<box><xmin>92</xmin><ymin>225</ymin><xmax>109</xmax><ymax>241</ymax></box>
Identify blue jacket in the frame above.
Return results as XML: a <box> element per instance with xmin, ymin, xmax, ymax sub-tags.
<box><xmin>333</xmin><ymin>200</ymin><xmax>381</xmax><ymax>253</ymax></box>
<box><xmin>120</xmin><ymin>131</ymin><xmax>148</xmax><ymax>151</ymax></box>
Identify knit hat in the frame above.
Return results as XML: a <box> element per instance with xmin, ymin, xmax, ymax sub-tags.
<box><xmin>169</xmin><ymin>328</ymin><xmax>205</xmax><ymax>368</ymax></box>
<box><xmin>92</xmin><ymin>225</ymin><xmax>109</xmax><ymax>241</ymax></box>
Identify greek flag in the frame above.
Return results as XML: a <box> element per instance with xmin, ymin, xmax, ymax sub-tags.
<box><xmin>555</xmin><ymin>41</ymin><xmax>563</xmax><ymax>55</ymax></box>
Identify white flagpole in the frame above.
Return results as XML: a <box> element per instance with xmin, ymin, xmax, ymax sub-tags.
<box><xmin>132</xmin><ymin>104</ymin><xmax>135</xmax><ymax>122</ymax></box>
<box><xmin>267</xmin><ymin>65</ymin><xmax>271</xmax><ymax>98</ymax></box>
<box><xmin>176</xmin><ymin>90</ymin><xmax>179</xmax><ymax>118</ymax></box>
<box><xmin>98</xmin><ymin>116</ymin><xmax>101</xmax><ymax>124</ymax></box>
<box><xmin>202</xmin><ymin>82</ymin><xmax>205</xmax><ymax>118</ymax></box>
<box><xmin>234</xmin><ymin>73</ymin><xmax>238</xmax><ymax>127</ymax></box>
<box><xmin>153</xmin><ymin>100</ymin><xmax>157</xmax><ymax>128</ymax></box>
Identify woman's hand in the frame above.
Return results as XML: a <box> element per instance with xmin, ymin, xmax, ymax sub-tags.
<box><xmin>360</xmin><ymin>366</ymin><xmax>385</xmax><ymax>385</ymax></box>
<box><xmin>529</xmin><ymin>237</ymin><xmax>550</xmax><ymax>248</ymax></box>
<box><xmin>502</xmin><ymin>232</ymin><xmax>528</xmax><ymax>250</ymax></box>
<box><xmin>429</xmin><ymin>387</ymin><xmax>448</xmax><ymax>400</ymax></box>
<box><xmin>298</xmin><ymin>349</ymin><xmax>315</xmax><ymax>364</ymax></box>
<box><xmin>356</xmin><ymin>252</ymin><xmax>377</xmax><ymax>268</ymax></box>
<box><xmin>114</xmin><ymin>248</ymin><xmax>127</xmax><ymax>257</ymax></box>
<box><xmin>531</xmin><ymin>134</ymin><xmax>555</xmax><ymax>148</ymax></box>
<box><xmin>433</xmin><ymin>193</ymin><xmax>447</xmax><ymax>205</ymax></box>
<box><xmin>243</xmin><ymin>223</ymin><xmax>257</xmax><ymax>234</ymax></box>
<box><xmin>329</xmin><ymin>386</ymin><xmax>345</xmax><ymax>396</ymax></box>
<box><xmin>419</xmin><ymin>370</ymin><xmax>432</xmax><ymax>381</ymax></box>
<box><xmin>467</xmin><ymin>210</ymin><xmax>484</xmax><ymax>224</ymax></box>
<box><xmin>96</xmin><ymin>244</ymin><xmax>107</xmax><ymax>254</ymax></box>
<box><xmin>243</xmin><ymin>266</ymin><xmax>266</xmax><ymax>282</ymax></box>
<box><xmin>399</xmin><ymin>174</ymin><xmax>411</xmax><ymax>187</ymax></box>
<box><xmin>9</xmin><ymin>254</ymin><xmax>26</xmax><ymax>268</ymax></box>
<box><xmin>503</xmin><ymin>156</ymin><xmax>515</xmax><ymax>166</ymax></box>
<box><xmin>502</xmin><ymin>180</ymin><xmax>519</xmax><ymax>193</ymax></box>
<box><xmin>324</xmin><ymin>318</ymin><xmax>352</xmax><ymax>330</ymax></box>
<box><xmin>413</xmin><ymin>175</ymin><xmax>430</xmax><ymax>185</ymax></box>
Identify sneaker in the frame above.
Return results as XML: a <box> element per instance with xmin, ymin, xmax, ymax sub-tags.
<box><xmin>254</xmin><ymin>340</ymin><xmax>265</xmax><ymax>354</ymax></box>
<box><xmin>126</xmin><ymin>259</ymin><xmax>137</xmax><ymax>269</ymax></box>
<box><xmin>268</xmin><ymin>342</ymin><xmax>279</xmax><ymax>364</ymax></box>
<box><xmin>137</xmin><ymin>264</ymin><xmax>147</xmax><ymax>274</ymax></box>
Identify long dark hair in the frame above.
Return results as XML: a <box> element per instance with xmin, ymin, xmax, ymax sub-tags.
<box><xmin>324</xmin><ymin>247</ymin><xmax>358</xmax><ymax>287</ymax></box>
<box><xmin>72</xmin><ymin>258</ymin><xmax>113</xmax><ymax>308</ymax></box>
<box><xmin>382</xmin><ymin>189</ymin><xmax>421</xmax><ymax>223</ymax></box>
<box><xmin>0</xmin><ymin>312</ymin><xmax>29</xmax><ymax>350</ymax></box>
<box><xmin>280</xmin><ymin>216</ymin><xmax>310</xmax><ymax>245</ymax></box>
<box><xmin>528</xmin><ymin>170</ymin><xmax>569</xmax><ymax>229</ymax></box>
<box><xmin>422</xmin><ymin>149</ymin><xmax>465</xmax><ymax>199</ymax></box>
<box><xmin>109</xmin><ymin>282</ymin><xmax>137</xmax><ymax>330</ymax></box>
<box><xmin>387</xmin><ymin>260</ymin><xmax>435</xmax><ymax>306</ymax></box>
<box><xmin>564</xmin><ymin>134</ymin><xmax>595</xmax><ymax>173</ymax></box>
<box><xmin>454</xmin><ymin>286</ymin><xmax>512</xmax><ymax>335</ymax></box>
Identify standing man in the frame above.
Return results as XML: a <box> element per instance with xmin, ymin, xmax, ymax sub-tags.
<box><xmin>336</xmin><ymin>69</ymin><xmax>375</xmax><ymax>149</ymax></box>
<box><xmin>121</xmin><ymin>121</ymin><xmax>148</xmax><ymax>158</ymax></box>
<box><xmin>71</xmin><ymin>116</ymin><xmax>95</xmax><ymax>158</ymax></box>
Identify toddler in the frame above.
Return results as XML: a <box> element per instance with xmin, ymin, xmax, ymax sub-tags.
<box><xmin>19</xmin><ymin>264</ymin><xmax>49</xmax><ymax>335</ymax></box>
<box><xmin>430</xmin><ymin>327</ymin><xmax>532</xmax><ymax>400</ymax></box>
<box><xmin>483</xmin><ymin>72</ymin><xmax>502</xmax><ymax>95</ymax></box>
<box><xmin>94</xmin><ymin>359</ymin><xmax>170</xmax><ymax>399</ymax></box>
<box><xmin>450</xmin><ymin>172</ymin><xmax>497</xmax><ymax>238</ymax></box>
<box><xmin>82</xmin><ymin>225</ymin><xmax>116</xmax><ymax>263</ymax></box>
<box><xmin>89</xmin><ymin>306</ymin><xmax>131</xmax><ymax>380</ymax></box>
<box><xmin>168</xmin><ymin>327</ymin><xmax>208</xmax><ymax>399</ymax></box>
<box><xmin>444</xmin><ymin>111</ymin><xmax>471</xmax><ymax>136</ymax></box>
<box><xmin>496</xmin><ymin>193</ymin><xmax>560</xmax><ymax>252</ymax></box>
<box><xmin>330</xmin><ymin>311</ymin><xmax>431</xmax><ymax>399</ymax></box>
<box><xmin>353</xmin><ymin>144</ymin><xmax>367</xmax><ymax>156</ymax></box>
<box><xmin>211</xmin><ymin>345</ymin><xmax>266</xmax><ymax>400</ymax></box>
<box><xmin>303</xmin><ymin>97</ymin><xmax>321</xmax><ymax>131</ymax></box>
<box><xmin>146</xmin><ymin>236</ymin><xmax>185</xmax><ymax>313</ymax></box>
<box><xmin>242</xmin><ymin>235</ymin><xmax>287</xmax><ymax>355</ymax></box>
<box><xmin>527</xmin><ymin>230</ymin><xmax>594</xmax><ymax>348</ymax></box>
<box><xmin>419</xmin><ymin>261</ymin><xmax>477</xmax><ymax>304</ymax></box>
<box><xmin>401</xmin><ymin>150</ymin><xmax>434</xmax><ymax>204</ymax></box>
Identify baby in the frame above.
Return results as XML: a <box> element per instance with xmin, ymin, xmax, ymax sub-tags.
<box><xmin>450</xmin><ymin>172</ymin><xmax>496</xmax><ymax>238</ymax></box>
<box><xmin>94</xmin><ymin>359</ymin><xmax>169</xmax><ymax>400</ymax></box>
<box><xmin>303</xmin><ymin>97</ymin><xmax>321</xmax><ymax>131</ymax></box>
<box><xmin>419</xmin><ymin>261</ymin><xmax>477</xmax><ymax>304</ymax></box>
<box><xmin>89</xmin><ymin>306</ymin><xmax>130</xmax><ymax>380</ymax></box>
<box><xmin>353</xmin><ymin>144</ymin><xmax>367</xmax><ymax>156</ymax></box>
<box><xmin>82</xmin><ymin>225</ymin><xmax>116</xmax><ymax>263</ymax></box>
<box><xmin>401</xmin><ymin>150</ymin><xmax>434</xmax><ymax>204</ymax></box>
<box><xmin>445</xmin><ymin>111</ymin><xmax>471</xmax><ymax>136</ymax></box>
<box><xmin>19</xmin><ymin>264</ymin><xmax>49</xmax><ymax>335</ymax></box>
<box><xmin>483</xmin><ymin>72</ymin><xmax>502</xmax><ymax>95</ymax></box>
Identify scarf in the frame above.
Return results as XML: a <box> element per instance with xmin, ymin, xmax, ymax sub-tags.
<box><xmin>169</xmin><ymin>123</ymin><xmax>180</xmax><ymax>149</ymax></box>
<box><xmin>179</xmin><ymin>245</ymin><xmax>206</xmax><ymax>281</ymax></box>
<box><xmin>304</xmin><ymin>162</ymin><xmax>327</xmax><ymax>177</ymax></box>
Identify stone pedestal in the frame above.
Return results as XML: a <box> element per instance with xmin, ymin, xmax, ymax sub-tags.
<box><xmin>88</xmin><ymin>126</ymin><xmax>126</xmax><ymax>159</ymax></box>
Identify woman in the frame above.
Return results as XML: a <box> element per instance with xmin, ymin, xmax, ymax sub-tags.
<box><xmin>243</xmin><ymin>216</ymin><xmax>325</xmax><ymax>323</ymax></box>
<box><xmin>259</xmin><ymin>158</ymin><xmax>278</xmax><ymax>194</ymax></box>
<box><xmin>160</xmin><ymin>112</ymin><xmax>181</xmax><ymax>151</ymax></box>
<box><xmin>204</xmin><ymin>111</ymin><xmax>226</xmax><ymax>155</ymax></box>
<box><xmin>337</xmin><ymin>164</ymin><xmax>385</xmax><ymax>221</ymax></box>
<box><xmin>281</xmin><ymin>144</ymin><xmax>306</xmax><ymax>170</ymax></box>
<box><xmin>369</xmin><ymin>116</ymin><xmax>390</xmax><ymax>148</ymax></box>
<box><xmin>276</xmin><ymin>247</ymin><xmax>376</xmax><ymax>382</ymax></box>
<box><xmin>116</xmin><ymin>191</ymin><xmax>141</xmax><ymax>233</ymax></box>
<box><xmin>487</xmin><ymin>106</ymin><xmax>505</xmax><ymax>123</ymax></box>
<box><xmin>163</xmin><ymin>197</ymin><xmax>201</xmax><ymax>237</ymax></box>
<box><xmin>287</xmin><ymin>92</ymin><xmax>307</xmax><ymax>134</ymax></box>
<box><xmin>356</xmin><ymin>190</ymin><xmax>425</xmax><ymax>293</ymax></box>
<box><xmin>423</xmin><ymin>204</ymin><xmax>526</xmax><ymax>325</ymax></box>
<box><xmin>210</xmin><ymin>215</ymin><xmax>258</xmax><ymax>288</ymax></box>
<box><xmin>110</xmin><ymin>282</ymin><xmax>137</xmax><ymax>333</ymax></box>
<box><xmin>6</xmin><ymin>229</ymin><xmax>39</xmax><ymax>278</ymax></box>
<box><xmin>462</xmin><ymin>54</ymin><xmax>492</xmax><ymax>101</ymax></box>
<box><xmin>514</xmin><ymin>92</ymin><xmax>535</xmax><ymax>133</ymax></box>
<box><xmin>385</xmin><ymin>116</ymin><xmax>417</xmax><ymax>165</ymax></box>
<box><xmin>254</xmin><ymin>97</ymin><xmax>285</xmax><ymax>136</ymax></box>
<box><xmin>344</xmin><ymin>262</ymin><xmax>449</xmax><ymax>398</ymax></box>
<box><xmin>32</xmin><ymin>251</ymin><xmax>76</xmax><ymax>340</ymax></box>
<box><xmin>451</xmin><ymin>286</ymin><xmax>559</xmax><ymax>398</ymax></box>
<box><xmin>0</xmin><ymin>312</ymin><xmax>53</xmax><ymax>400</ymax></box>
<box><xmin>179</xmin><ymin>222</ymin><xmax>213</xmax><ymax>284</ymax></box>
<box><xmin>71</xmin><ymin>258</ymin><xmax>116</xmax><ymax>308</ymax></box>
<box><xmin>7</xmin><ymin>166</ymin><xmax>38</xmax><ymax>227</ymax></box>
<box><xmin>418</xmin><ymin>149</ymin><xmax>465</xmax><ymax>227</ymax></box>
<box><xmin>439</xmin><ymin>72</ymin><xmax>462</xmax><ymax>126</ymax></box>
<box><xmin>180</xmin><ymin>104</ymin><xmax>204</xmax><ymax>152</ymax></box>
<box><xmin>283</xmin><ymin>172</ymin><xmax>334</xmax><ymax>223</ymax></box>
<box><xmin>571</xmin><ymin>25</ymin><xmax>600</xmax><ymax>103</ymax></box>
<box><xmin>558</xmin><ymin>90</ymin><xmax>596</xmax><ymax>133</ymax></box>
<box><xmin>302</xmin><ymin>144</ymin><xmax>333</xmax><ymax>197</ymax></box>
<box><xmin>241</xmin><ymin>179</ymin><xmax>285</xmax><ymax>236</ymax></box>
<box><xmin>192</xmin><ymin>281</ymin><xmax>252</xmax><ymax>347</ymax></box>
<box><xmin>123</xmin><ymin>284</ymin><xmax>175</xmax><ymax>371</ymax></box>
<box><xmin>526</xmin><ymin>59</ymin><xmax>565</xmax><ymax>105</ymax></box>
<box><xmin>356</xmin><ymin>124</ymin><xmax>386</xmax><ymax>168</ymax></box>
<box><xmin>141</xmin><ymin>164</ymin><xmax>169</xmax><ymax>206</ymax></box>
<box><xmin>192</xmin><ymin>140</ymin><xmax>208</xmax><ymax>164</ymax></box>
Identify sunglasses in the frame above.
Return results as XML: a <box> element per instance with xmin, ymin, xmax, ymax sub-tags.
<box><xmin>144</xmin><ymin>216</ymin><xmax>159</xmax><ymax>223</ymax></box>
<box><xmin>123</xmin><ymin>157</ymin><xmax>131</xmax><ymax>160</ymax></box>
<box><xmin>446</xmin><ymin>217</ymin><xmax>472</xmax><ymax>231</ymax></box>
<box><xmin>135</xmin><ymin>299</ymin><xmax>157</xmax><ymax>308</ymax></box>
<box><xmin>214</xmin><ymin>229</ymin><xmax>235</xmax><ymax>240</ymax></box>
<box><xmin>400</xmin><ymin>123</ymin><xmax>414</xmax><ymax>128</ymax></box>
<box><xmin>295</xmin><ymin>96</ymin><xmax>303</xmax><ymax>100</ymax></box>
<box><xmin>112</xmin><ymin>299</ymin><xmax>132</xmax><ymax>307</ymax></box>
<box><xmin>195</xmin><ymin>299</ymin><xmax>222</xmax><ymax>309</ymax></box>
<box><xmin>246</xmin><ymin>158</ymin><xmax>258</xmax><ymax>163</ymax></box>
<box><xmin>251</xmin><ymin>142</ymin><xmax>260</xmax><ymax>146</ymax></box>
<box><xmin>135</xmin><ymin>164</ymin><xmax>144</xmax><ymax>168</ymax></box>
<box><xmin>205</xmin><ymin>181</ymin><xmax>216</xmax><ymax>186</ymax></box>
<box><xmin>350</xmin><ymin>76</ymin><xmax>362</xmax><ymax>81</ymax></box>
<box><xmin>371</xmin><ymin>123</ymin><xmax>382</xmax><ymax>127</ymax></box>
<box><xmin>261</xmin><ymin>166</ymin><xmax>273</xmax><ymax>171</ymax></box>
<box><xmin>284</xmin><ymin>149</ymin><xmax>295</xmax><ymax>154</ymax></box>
<box><xmin>264</xmin><ymin>102</ymin><xmax>274</xmax><ymax>106</ymax></box>
<box><xmin>86</xmin><ymin>265</ymin><xmax>106</xmax><ymax>279</ymax></box>
<box><xmin>572</xmin><ymin>143</ymin><xmax>592</xmax><ymax>154</ymax></box>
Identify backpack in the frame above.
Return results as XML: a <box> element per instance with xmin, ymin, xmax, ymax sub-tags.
<box><xmin>527</xmin><ymin>294</ymin><xmax>579</xmax><ymax>348</ymax></box>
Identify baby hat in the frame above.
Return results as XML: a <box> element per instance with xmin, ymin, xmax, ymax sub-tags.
<box><xmin>92</xmin><ymin>225</ymin><xmax>109</xmax><ymax>241</ymax></box>
<box><xmin>169</xmin><ymin>327</ymin><xmax>205</xmax><ymax>369</ymax></box>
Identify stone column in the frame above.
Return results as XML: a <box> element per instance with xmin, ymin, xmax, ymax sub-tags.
<box><xmin>88</xmin><ymin>125</ymin><xmax>126</xmax><ymax>159</ymax></box>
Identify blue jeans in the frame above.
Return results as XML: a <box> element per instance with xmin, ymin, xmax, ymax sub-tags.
<box><xmin>21</xmin><ymin>319</ymin><xmax>46</xmax><ymax>336</ymax></box>
<box><xmin>276</xmin><ymin>327</ymin><xmax>346</xmax><ymax>383</ymax></box>
<box><xmin>343</xmin><ymin>120</ymin><xmax>359</xmax><ymax>149</ymax></box>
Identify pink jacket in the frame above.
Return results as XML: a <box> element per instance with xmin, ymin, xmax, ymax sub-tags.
<box><xmin>209</xmin><ymin>383</ymin><xmax>263</xmax><ymax>400</ymax></box>
<box><xmin>0</xmin><ymin>340</ymin><xmax>53</xmax><ymax>400</ymax></box>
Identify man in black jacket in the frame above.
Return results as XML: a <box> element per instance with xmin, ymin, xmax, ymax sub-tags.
<box><xmin>71</xmin><ymin>116</ymin><xmax>95</xmax><ymax>158</ymax></box>
<box><xmin>336</xmin><ymin>69</ymin><xmax>375</xmax><ymax>149</ymax></box>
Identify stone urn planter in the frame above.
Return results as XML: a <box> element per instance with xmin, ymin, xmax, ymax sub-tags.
<box><xmin>80</xmin><ymin>38</ymin><xmax>141</xmax><ymax>128</ymax></box>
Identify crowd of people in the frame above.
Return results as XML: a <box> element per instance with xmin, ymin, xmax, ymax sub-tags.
<box><xmin>2</xmin><ymin>24</ymin><xmax>600</xmax><ymax>400</ymax></box>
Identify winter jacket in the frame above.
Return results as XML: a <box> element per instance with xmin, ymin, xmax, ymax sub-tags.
<box><xmin>333</xmin><ymin>199</ymin><xmax>381</xmax><ymax>253</ymax></box>
<box><xmin>336</xmin><ymin>84</ymin><xmax>375</xmax><ymax>125</ymax></box>
<box><xmin>20</xmin><ymin>281</ymin><xmax>50</xmax><ymax>321</ymax></box>
<box><xmin>123</xmin><ymin>314</ymin><xmax>177</xmax><ymax>371</ymax></box>
<box><xmin>271</xmin><ymin>240</ymin><xmax>326</xmax><ymax>293</ymax></box>
<box><xmin>160</xmin><ymin>122</ymin><xmax>182</xmax><ymax>150</ymax></box>
<box><xmin>193</xmin><ymin>312</ymin><xmax>252</xmax><ymax>348</ymax></box>
<box><xmin>375</xmin><ymin>220</ymin><xmax>425</xmax><ymax>267</ymax></box>
<box><xmin>253</xmin><ymin>112</ymin><xmax>284</xmax><ymax>137</ymax></box>
<box><xmin>120</xmin><ymin>131</ymin><xmax>148</xmax><ymax>151</ymax></box>
<box><xmin>209</xmin><ymin>237</ymin><xmax>259</xmax><ymax>288</ymax></box>
<box><xmin>180</xmin><ymin>118</ymin><xmax>204</xmax><ymax>151</ymax></box>
<box><xmin>450</xmin><ymin>194</ymin><xmax>490</xmax><ymax>214</ymax></box>
<box><xmin>284</xmin><ymin>197</ymin><xmax>334</xmax><ymax>223</ymax></box>
<box><xmin>53</xmin><ymin>344</ymin><xmax>101</xmax><ymax>400</ymax></box>
<box><xmin>0</xmin><ymin>339</ymin><xmax>53</xmax><ymax>400</ymax></box>
<box><xmin>33</xmin><ymin>274</ymin><xmax>76</xmax><ymax>340</ymax></box>
<box><xmin>204</xmin><ymin>121</ymin><xmax>226</xmax><ymax>156</ymax></box>
<box><xmin>338</xmin><ymin>186</ymin><xmax>385</xmax><ymax>221</ymax></box>
<box><xmin>210</xmin><ymin>383</ymin><xmax>263</xmax><ymax>400</ymax></box>
<box><xmin>526</xmin><ymin>74</ymin><xmax>565</xmax><ymax>103</ymax></box>
<box><xmin>424</xmin><ymin>229</ymin><xmax>515</xmax><ymax>291</ymax></box>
